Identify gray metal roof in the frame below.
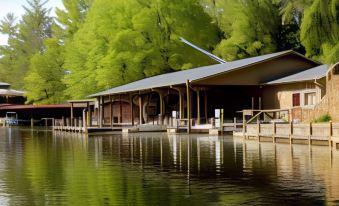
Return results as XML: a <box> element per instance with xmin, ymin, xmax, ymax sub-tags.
<box><xmin>264</xmin><ymin>64</ymin><xmax>327</xmax><ymax>85</ymax></box>
<box><xmin>89</xmin><ymin>50</ymin><xmax>317</xmax><ymax>97</ymax></box>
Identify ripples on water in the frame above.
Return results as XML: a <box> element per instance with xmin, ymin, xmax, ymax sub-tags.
<box><xmin>0</xmin><ymin>128</ymin><xmax>338</xmax><ymax>205</ymax></box>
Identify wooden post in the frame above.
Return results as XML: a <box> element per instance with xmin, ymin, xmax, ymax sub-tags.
<box><xmin>62</xmin><ymin>116</ymin><xmax>65</xmax><ymax>127</ymax></box>
<box><xmin>197</xmin><ymin>89</ymin><xmax>200</xmax><ymax>125</ymax></box>
<box><xmin>119</xmin><ymin>94</ymin><xmax>122</xmax><ymax>123</ymax></box>
<box><xmin>102</xmin><ymin>96</ymin><xmax>105</xmax><ymax>126</ymax></box>
<box><xmin>259</xmin><ymin>97</ymin><xmax>262</xmax><ymax>110</ymax></box>
<box><xmin>130</xmin><ymin>94</ymin><xmax>134</xmax><ymax>126</ymax></box>
<box><xmin>70</xmin><ymin>102</ymin><xmax>74</xmax><ymax>127</ymax></box>
<box><xmin>97</xmin><ymin>97</ymin><xmax>100</xmax><ymax>127</ymax></box>
<box><xmin>233</xmin><ymin>117</ymin><xmax>237</xmax><ymax>131</ymax></box>
<box><xmin>186</xmin><ymin>80</ymin><xmax>191</xmax><ymax>134</ymax></box>
<box><xmin>109</xmin><ymin>95</ymin><xmax>113</xmax><ymax>128</ymax></box>
<box><xmin>87</xmin><ymin>102</ymin><xmax>91</xmax><ymax>127</ymax></box>
<box><xmin>257</xmin><ymin>120</ymin><xmax>260</xmax><ymax>141</ymax></box>
<box><xmin>31</xmin><ymin>118</ymin><xmax>34</xmax><ymax>128</ymax></box>
<box><xmin>204</xmin><ymin>90</ymin><xmax>208</xmax><ymax>124</ymax></box>
<box><xmin>221</xmin><ymin>109</ymin><xmax>224</xmax><ymax>135</ymax></box>
<box><xmin>309</xmin><ymin>122</ymin><xmax>312</xmax><ymax>145</ymax></box>
<box><xmin>83</xmin><ymin>109</ymin><xmax>87</xmax><ymax>133</ymax></box>
<box><xmin>289</xmin><ymin>122</ymin><xmax>293</xmax><ymax>144</ymax></box>
<box><xmin>139</xmin><ymin>93</ymin><xmax>143</xmax><ymax>125</ymax></box>
<box><xmin>99</xmin><ymin>97</ymin><xmax>103</xmax><ymax>128</ymax></box>
<box><xmin>159</xmin><ymin>93</ymin><xmax>164</xmax><ymax>125</ymax></box>
<box><xmin>179</xmin><ymin>90</ymin><xmax>183</xmax><ymax>119</ymax></box>
<box><xmin>273</xmin><ymin>122</ymin><xmax>276</xmax><ymax>143</ymax></box>
<box><xmin>251</xmin><ymin>97</ymin><xmax>254</xmax><ymax>110</ymax></box>
<box><xmin>329</xmin><ymin>121</ymin><xmax>333</xmax><ymax>147</ymax></box>
<box><xmin>242</xmin><ymin>113</ymin><xmax>246</xmax><ymax>138</ymax></box>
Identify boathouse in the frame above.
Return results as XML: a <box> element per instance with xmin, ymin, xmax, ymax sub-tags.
<box><xmin>0</xmin><ymin>82</ymin><xmax>25</xmax><ymax>104</ymax></box>
<box><xmin>85</xmin><ymin>50</ymin><xmax>329</xmax><ymax>132</ymax></box>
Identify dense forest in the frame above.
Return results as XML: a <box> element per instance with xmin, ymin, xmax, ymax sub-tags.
<box><xmin>0</xmin><ymin>0</ymin><xmax>338</xmax><ymax>104</ymax></box>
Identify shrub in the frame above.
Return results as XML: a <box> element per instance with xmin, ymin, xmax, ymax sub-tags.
<box><xmin>313</xmin><ymin>114</ymin><xmax>332</xmax><ymax>123</ymax></box>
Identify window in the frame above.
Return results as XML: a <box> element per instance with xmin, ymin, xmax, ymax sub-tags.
<box><xmin>304</xmin><ymin>92</ymin><xmax>316</xmax><ymax>106</ymax></box>
<box><xmin>292</xmin><ymin>93</ymin><xmax>300</xmax><ymax>107</ymax></box>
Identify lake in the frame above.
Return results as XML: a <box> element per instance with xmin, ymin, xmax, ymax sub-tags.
<box><xmin>0</xmin><ymin>128</ymin><xmax>338</xmax><ymax>205</ymax></box>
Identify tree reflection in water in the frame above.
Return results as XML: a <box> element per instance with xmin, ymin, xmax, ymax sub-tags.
<box><xmin>0</xmin><ymin>128</ymin><xmax>337</xmax><ymax>205</ymax></box>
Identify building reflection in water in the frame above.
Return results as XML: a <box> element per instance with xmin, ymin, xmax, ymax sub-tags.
<box><xmin>51</xmin><ymin>132</ymin><xmax>339</xmax><ymax>204</ymax></box>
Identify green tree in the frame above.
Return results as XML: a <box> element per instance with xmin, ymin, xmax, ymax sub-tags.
<box><xmin>0</xmin><ymin>13</ymin><xmax>19</xmax><ymax>83</ymax></box>
<box><xmin>0</xmin><ymin>0</ymin><xmax>53</xmax><ymax>89</ymax></box>
<box><xmin>63</xmin><ymin>0</ymin><xmax>219</xmax><ymax>99</ymax></box>
<box><xmin>213</xmin><ymin>0</ymin><xmax>281</xmax><ymax>61</ymax></box>
<box><xmin>24</xmin><ymin>0</ymin><xmax>92</xmax><ymax>103</ymax></box>
<box><xmin>300</xmin><ymin>0</ymin><xmax>339</xmax><ymax>63</ymax></box>
<box><xmin>24</xmin><ymin>38</ymin><xmax>66</xmax><ymax>104</ymax></box>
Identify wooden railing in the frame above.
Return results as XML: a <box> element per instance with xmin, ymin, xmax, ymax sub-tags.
<box><xmin>245</xmin><ymin>122</ymin><xmax>339</xmax><ymax>144</ymax></box>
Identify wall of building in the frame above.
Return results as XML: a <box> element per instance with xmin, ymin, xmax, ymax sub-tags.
<box><xmin>262</xmin><ymin>82</ymin><xmax>317</xmax><ymax>110</ymax></box>
<box><xmin>327</xmin><ymin>64</ymin><xmax>339</xmax><ymax>122</ymax></box>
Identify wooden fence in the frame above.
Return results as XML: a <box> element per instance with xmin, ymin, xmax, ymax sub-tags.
<box><xmin>245</xmin><ymin>122</ymin><xmax>339</xmax><ymax>145</ymax></box>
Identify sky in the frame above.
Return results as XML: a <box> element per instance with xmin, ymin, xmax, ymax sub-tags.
<box><xmin>0</xmin><ymin>0</ymin><xmax>64</xmax><ymax>45</ymax></box>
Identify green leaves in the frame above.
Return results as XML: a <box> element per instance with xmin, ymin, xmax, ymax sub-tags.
<box><xmin>0</xmin><ymin>0</ymin><xmax>339</xmax><ymax>104</ymax></box>
<box><xmin>25</xmin><ymin>38</ymin><xmax>67</xmax><ymax>104</ymax></box>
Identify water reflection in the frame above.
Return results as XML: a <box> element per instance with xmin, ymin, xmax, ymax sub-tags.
<box><xmin>0</xmin><ymin>129</ymin><xmax>338</xmax><ymax>205</ymax></box>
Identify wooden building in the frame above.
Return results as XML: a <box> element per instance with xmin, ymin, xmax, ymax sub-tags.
<box><xmin>0</xmin><ymin>82</ymin><xmax>25</xmax><ymax>104</ymax></box>
<box><xmin>88</xmin><ymin>50</ymin><xmax>330</xmax><ymax>131</ymax></box>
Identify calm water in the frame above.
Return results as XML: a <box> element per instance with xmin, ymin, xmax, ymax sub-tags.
<box><xmin>0</xmin><ymin>128</ymin><xmax>339</xmax><ymax>205</ymax></box>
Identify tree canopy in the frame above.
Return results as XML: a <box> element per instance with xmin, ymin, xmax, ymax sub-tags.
<box><xmin>0</xmin><ymin>0</ymin><xmax>338</xmax><ymax>104</ymax></box>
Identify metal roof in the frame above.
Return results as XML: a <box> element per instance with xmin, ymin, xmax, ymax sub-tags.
<box><xmin>0</xmin><ymin>89</ymin><xmax>25</xmax><ymax>97</ymax></box>
<box><xmin>0</xmin><ymin>82</ymin><xmax>10</xmax><ymax>86</ymax></box>
<box><xmin>89</xmin><ymin>50</ymin><xmax>318</xmax><ymax>97</ymax></box>
<box><xmin>264</xmin><ymin>65</ymin><xmax>328</xmax><ymax>85</ymax></box>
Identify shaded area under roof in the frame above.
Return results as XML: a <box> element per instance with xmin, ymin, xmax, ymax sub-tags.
<box><xmin>265</xmin><ymin>65</ymin><xmax>328</xmax><ymax>85</ymax></box>
<box><xmin>89</xmin><ymin>50</ymin><xmax>319</xmax><ymax>97</ymax></box>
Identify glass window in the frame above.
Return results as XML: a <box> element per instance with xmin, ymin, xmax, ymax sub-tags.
<box><xmin>304</xmin><ymin>92</ymin><xmax>316</xmax><ymax>106</ymax></box>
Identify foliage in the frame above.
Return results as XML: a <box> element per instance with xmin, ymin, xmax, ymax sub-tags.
<box><xmin>313</xmin><ymin>114</ymin><xmax>332</xmax><ymax>123</ymax></box>
<box><xmin>300</xmin><ymin>0</ymin><xmax>339</xmax><ymax>63</ymax></box>
<box><xmin>63</xmin><ymin>0</ymin><xmax>220</xmax><ymax>99</ymax></box>
<box><xmin>212</xmin><ymin>0</ymin><xmax>281</xmax><ymax>61</ymax></box>
<box><xmin>0</xmin><ymin>0</ymin><xmax>53</xmax><ymax>89</ymax></box>
<box><xmin>0</xmin><ymin>0</ymin><xmax>339</xmax><ymax>103</ymax></box>
<box><xmin>24</xmin><ymin>38</ymin><xmax>67</xmax><ymax>104</ymax></box>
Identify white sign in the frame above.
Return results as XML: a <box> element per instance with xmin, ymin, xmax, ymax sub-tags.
<box><xmin>172</xmin><ymin>111</ymin><xmax>178</xmax><ymax>118</ymax></box>
<box><xmin>215</xmin><ymin>109</ymin><xmax>220</xmax><ymax>118</ymax></box>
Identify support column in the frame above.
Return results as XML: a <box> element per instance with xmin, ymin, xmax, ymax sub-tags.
<box><xmin>70</xmin><ymin>103</ymin><xmax>74</xmax><ymax>127</ymax></box>
<box><xmin>179</xmin><ymin>91</ymin><xmax>183</xmax><ymax>119</ymax></box>
<box><xmin>99</xmin><ymin>97</ymin><xmax>103</xmax><ymax>128</ymax></box>
<box><xmin>197</xmin><ymin>89</ymin><xmax>200</xmax><ymax>125</ymax></box>
<box><xmin>130</xmin><ymin>94</ymin><xmax>134</xmax><ymax>126</ymax></box>
<box><xmin>119</xmin><ymin>94</ymin><xmax>122</xmax><ymax>123</ymax></box>
<box><xmin>139</xmin><ymin>93</ymin><xmax>143</xmax><ymax>125</ymax></box>
<box><xmin>109</xmin><ymin>95</ymin><xmax>113</xmax><ymax>128</ymax></box>
<box><xmin>102</xmin><ymin>96</ymin><xmax>105</xmax><ymax>127</ymax></box>
<box><xmin>186</xmin><ymin>80</ymin><xmax>191</xmax><ymax>134</ymax></box>
<box><xmin>204</xmin><ymin>90</ymin><xmax>208</xmax><ymax>124</ymax></box>
<box><xmin>97</xmin><ymin>97</ymin><xmax>100</xmax><ymax>127</ymax></box>
<box><xmin>87</xmin><ymin>103</ymin><xmax>92</xmax><ymax>127</ymax></box>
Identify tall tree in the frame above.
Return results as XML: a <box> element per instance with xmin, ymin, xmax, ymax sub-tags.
<box><xmin>24</xmin><ymin>0</ymin><xmax>92</xmax><ymax>103</ymax></box>
<box><xmin>300</xmin><ymin>0</ymin><xmax>339</xmax><ymax>63</ymax></box>
<box><xmin>25</xmin><ymin>39</ymin><xmax>66</xmax><ymax>104</ymax></box>
<box><xmin>0</xmin><ymin>13</ymin><xmax>19</xmax><ymax>83</ymax></box>
<box><xmin>213</xmin><ymin>0</ymin><xmax>281</xmax><ymax>61</ymax></box>
<box><xmin>0</xmin><ymin>0</ymin><xmax>53</xmax><ymax>89</ymax></box>
<box><xmin>63</xmin><ymin>0</ymin><xmax>220</xmax><ymax>99</ymax></box>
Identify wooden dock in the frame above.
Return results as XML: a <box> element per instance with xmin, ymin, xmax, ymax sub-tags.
<box><xmin>235</xmin><ymin>122</ymin><xmax>339</xmax><ymax>148</ymax></box>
